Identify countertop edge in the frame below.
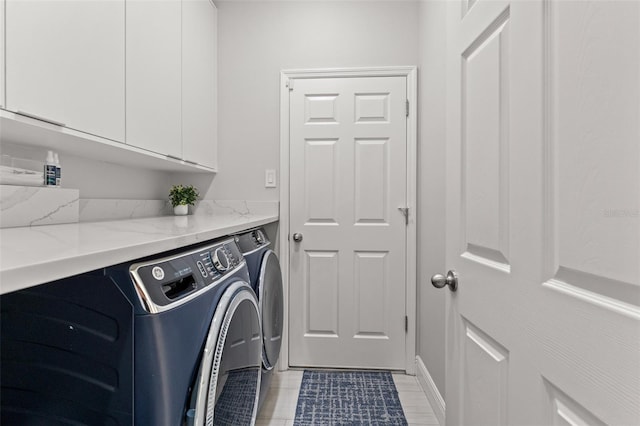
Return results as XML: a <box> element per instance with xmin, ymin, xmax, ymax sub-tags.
<box><xmin>0</xmin><ymin>215</ymin><xmax>278</xmax><ymax>295</ymax></box>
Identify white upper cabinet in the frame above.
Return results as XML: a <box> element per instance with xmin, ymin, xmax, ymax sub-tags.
<box><xmin>182</xmin><ymin>0</ymin><xmax>218</xmax><ymax>170</ymax></box>
<box><xmin>2</xmin><ymin>0</ymin><xmax>216</xmax><ymax>172</ymax></box>
<box><xmin>5</xmin><ymin>0</ymin><xmax>125</xmax><ymax>142</ymax></box>
<box><xmin>126</xmin><ymin>0</ymin><xmax>182</xmax><ymax>159</ymax></box>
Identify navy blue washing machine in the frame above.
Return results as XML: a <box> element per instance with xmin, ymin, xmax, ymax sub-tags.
<box><xmin>0</xmin><ymin>237</ymin><xmax>262</xmax><ymax>426</ymax></box>
<box><xmin>235</xmin><ymin>227</ymin><xmax>284</xmax><ymax>411</ymax></box>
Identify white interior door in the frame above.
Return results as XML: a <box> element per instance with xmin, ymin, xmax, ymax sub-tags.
<box><xmin>288</xmin><ymin>75</ymin><xmax>408</xmax><ymax>369</ymax></box>
<box><xmin>0</xmin><ymin>0</ymin><xmax>5</xmax><ymax>109</ymax></box>
<box><xmin>444</xmin><ymin>0</ymin><xmax>639</xmax><ymax>425</ymax></box>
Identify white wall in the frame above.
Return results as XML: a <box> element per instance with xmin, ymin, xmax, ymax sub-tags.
<box><xmin>174</xmin><ymin>0</ymin><xmax>420</xmax><ymax>201</ymax></box>
<box><xmin>417</xmin><ymin>0</ymin><xmax>447</xmax><ymax>396</ymax></box>
<box><xmin>1</xmin><ymin>142</ymin><xmax>170</xmax><ymax>199</ymax></box>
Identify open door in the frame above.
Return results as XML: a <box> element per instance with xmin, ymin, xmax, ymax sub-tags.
<box><xmin>440</xmin><ymin>0</ymin><xmax>639</xmax><ymax>424</ymax></box>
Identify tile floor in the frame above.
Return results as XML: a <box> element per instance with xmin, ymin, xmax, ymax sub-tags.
<box><xmin>256</xmin><ymin>370</ymin><xmax>440</xmax><ymax>426</ymax></box>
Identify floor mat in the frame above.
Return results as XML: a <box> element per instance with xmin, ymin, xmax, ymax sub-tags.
<box><xmin>293</xmin><ymin>370</ymin><xmax>407</xmax><ymax>426</ymax></box>
<box><xmin>212</xmin><ymin>368</ymin><xmax>259</xmax><ymax>425</ymax></box>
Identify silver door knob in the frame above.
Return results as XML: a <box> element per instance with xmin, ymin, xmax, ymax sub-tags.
<box><xmin>431</xmin><ymin>270</ymin><xmax>458</xmax><ymax>292</ymax></box>
<box><xmin>292</xmin><ymin>233</ymin><xmax>303</xmax><ymax>243</ymax></box>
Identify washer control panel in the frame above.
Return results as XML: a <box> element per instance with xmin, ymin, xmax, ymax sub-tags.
<box><xmin>236</xmin><ymin>228</ymin><xmax>270</xmax><ymax>254</ymax></box>
<box><xmin>129</xmin><ymin>238</ymin><xmax>245</xmax><ymax>313</ymax></box>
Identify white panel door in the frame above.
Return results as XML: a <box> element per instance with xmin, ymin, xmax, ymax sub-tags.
<box><xmin>289</xmin><ymin>76</ymin><xmax>408</xmax><ymax>369</ymax></box>
<box><xmin>182</xmin><ymin>0</ymin><xmax>217</xmax><ymax>169</ymax></box>
<box><xmin>5</xmin><ymin>0</ymin><xmax>125</xmax><ymax>141</ymax></box>
<box><xmin>0</xmin><ymin>0</ymin><xmax>5</xmax><ymax>109</ymax></box>
<box><xmin>126</xmin><ymin>0</ymin><xmax>181</xmax><ymax>158</ymax></box>
<box><xmin>444</xmin><ymin>1</ymin><xmax>639</xmax><ymax>425</ymax></box>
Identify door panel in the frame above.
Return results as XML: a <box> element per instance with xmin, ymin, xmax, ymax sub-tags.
<box><xmin>461</xmin><ymin>319</ymin><xmax>509</xmax><ymax>426</ymax></box>
<box><xmin>304</xmin><ymin>139</ymin><xmax>339</xmax><ymax>224</ymax></box>
<box><xmin>355</xmin><ymin>139</ymin><xmax>390</xmax><ymax>224</ymax></box>
<box><xmin>550</xmin><ymin>0</ymin><xmax>639</xmax><ymax>293</ymax></box>
<box><xmin>305</xmin><ymin>251</ymin><xmax>339</xmax><ymax>337</ymax></box>
<box><xmin>544</xmin><ymin>381</ymin><xmax>607</xmax><ymax>426</ymax></box>
<box><xmin>462</xmin><ymin>11</ymin><xmax>510</xmax><ymax>269</ymax></box>
<box><xmin>354</xmin><ymin>251</ymin><xmax>389</xmax><ymax>337</ymax></box>
<box><xmin>446</xmin><ymin>1</ymin><xmax>639</xmax><ymax>425</ymax></box>
<box><xmin>289</xmin><ymin>76</ymin><xmax>407</xmax><ymax>369</ymax></box>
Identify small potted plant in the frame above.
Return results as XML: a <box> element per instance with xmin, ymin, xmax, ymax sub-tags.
<box><xmin>169</xmin><ymin>184</ymin><xmax>199</xmax><ymax>215</ymax></box>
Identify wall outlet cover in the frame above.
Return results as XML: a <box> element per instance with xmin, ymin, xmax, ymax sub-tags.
<box><xmin>265</xmin><ymin>169</ymin><xmax>277</xmax><ymax>188</ymax></box>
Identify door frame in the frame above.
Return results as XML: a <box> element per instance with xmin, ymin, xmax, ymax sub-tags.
<box><xmin>278</xmin><ymin>66</ymin><xmax>418</xmax><ymax>374</ymax></box>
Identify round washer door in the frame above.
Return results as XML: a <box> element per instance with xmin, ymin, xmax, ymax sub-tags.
<box><xmin>258</xmin><ymin>250</ymin><xmax>283</xmax><ymax>370</ymax></box>
<box><xmin>191</xmin><ymin>281</ymin><xmax>262</xmax><ymax>426</ymax></box>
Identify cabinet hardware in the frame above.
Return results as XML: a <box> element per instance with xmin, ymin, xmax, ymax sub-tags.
<box><xmin>16</xmin><ymin>111</ymin><xmax>66</xmax><ymax>127</ymax></box>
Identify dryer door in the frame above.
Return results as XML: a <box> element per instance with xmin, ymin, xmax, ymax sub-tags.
<box><xmin>190</xmin><ymin>281</ymin><xmax>262</xmax><ymax>426</ymax></box>
<box><xmin>258</xmin><ymin>250</ymin><xmax>283</xmax><ymax>370</ymax></box>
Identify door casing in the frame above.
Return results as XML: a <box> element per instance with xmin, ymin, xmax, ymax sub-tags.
<box><xmin>279</xmin><ymin>67</ymin><xmax>418</xmax><ymax>374</ymax></box>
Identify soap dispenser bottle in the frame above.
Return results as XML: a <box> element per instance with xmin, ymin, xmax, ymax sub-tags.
<box><xmin>54</xmin><ymin>152</ymin><xmax>61</xmax><ymax>187</ymax></box>
<box><xmin>44</xmin><ymin>150</ymin><xmax>56</xmax><ymax>186</ymax></box>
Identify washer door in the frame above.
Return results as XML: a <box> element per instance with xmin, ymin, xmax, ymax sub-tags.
<box><xmin>190</xmin><ymin>281</ymin><xmax>262</xmax><ymax>426</ymax></box>
<box><xmin>258</xmin><ymin>250</ymin><xmax>283</xmax><ymax>370</ymax></box>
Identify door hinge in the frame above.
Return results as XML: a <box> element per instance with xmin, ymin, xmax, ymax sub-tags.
<box><xmin>398</xmin><ymin>207</ymin><xmax>409</xmax><ymax>226</ymax></box>
<box><xmin>287</xmin><ymin>79</ymin><xmax>294</xmax><ymax>91</ymax></box>
<box><xmin>405</xmin><ymin>316</ymin><xmax>408</xmax><ymax>332</ymax></box>
<box><xmin>405</xmin><ymin>100</ymin><xmax>409</xmax><ymax>117</ymax></box>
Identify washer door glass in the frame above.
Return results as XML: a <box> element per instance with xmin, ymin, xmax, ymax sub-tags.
<box><xmin>189</xmin><ymin>282</ymin><xmax>262</xmax><ymax>426</ymax></box>
<box><xmin>258</xmin><ymin>250</ymin><xmax>283</xmax><ymax>370</ymax></box>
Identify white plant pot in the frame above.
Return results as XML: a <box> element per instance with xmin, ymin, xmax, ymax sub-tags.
<box><xmin>173</xmin><ymin>204</ymin><xmax>189</xmax><ymax>216</ymax></box>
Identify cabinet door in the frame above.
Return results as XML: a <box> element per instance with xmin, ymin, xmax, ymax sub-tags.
<box><xmin>126</xmin><ymin>0</ymin><xmax>182</xmax><ymax>158</ymax></box>
<box><xmin>182</xmin><ymin>0</ymin><xmax>217</xmax><ymax>170</ymax></box>
<box><xmin>5</xmin><ymin>0</ymin><xmax>125</xmax><ymax>141</ymax></box>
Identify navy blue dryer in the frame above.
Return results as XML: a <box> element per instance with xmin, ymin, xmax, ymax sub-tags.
<box><xmin>235</xmin><ymin>228</ymin><xmax>284</xmax><ymax>410</ymax></box>
<box><xmin>1</xmin><ymin>237</ymin><xmax>262</xmax><ymax>426</ymax></box>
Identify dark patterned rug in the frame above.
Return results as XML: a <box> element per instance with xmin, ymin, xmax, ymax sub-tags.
<box><xmin>213</xmin><ymin>368</ymin><xmax>259</xmax><ymax>425</ymax></box>
<box><xmin>293</xmin><ymin>370</ymin><xmax>407</xmax><ymax>425</ymax></box>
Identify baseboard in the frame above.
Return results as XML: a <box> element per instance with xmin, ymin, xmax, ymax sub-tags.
<box><xmin>415</xmin><ymin>355</ymin><xmax>445</xmax><ymax>425</ymax></box>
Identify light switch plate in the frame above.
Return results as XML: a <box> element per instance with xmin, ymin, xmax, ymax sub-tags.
<box><xmin>265</xmin><ymin>169</ymin><xmax>277</xmax><ymax>188</ymax></box>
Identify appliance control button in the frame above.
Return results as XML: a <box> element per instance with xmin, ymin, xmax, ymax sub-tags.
<box><xmin>212</xmin><ymin>248</ymin><xmax>230</xmax><ymax>273</ymax></box>
<box><xmin>196</xmin><ymin>261</ymin><xmax>208</xmax><ymax>277</ymax></box>
<box><xmin>253</xmin><ymin>230</ymin><xmax>264</xmax><ymax>245</ymax></box>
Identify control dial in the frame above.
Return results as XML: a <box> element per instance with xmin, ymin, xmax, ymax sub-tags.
<box><xmin>253</xmin><ymin>229</ymin><xmax>265</xmax><ymax>245</ymax></box>
<box><xmin>212</xmin><ymin>248</ymin><xmax>231</xmax><ymax>273</ymax></box>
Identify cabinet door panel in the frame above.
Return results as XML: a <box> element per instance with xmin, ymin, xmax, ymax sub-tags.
<box><xmin>182</xmin><ymin>0</ymin><xmax>217</xmax><ymax>169</ymax></box>
<box><xmin>5</xmin><ymin>0</ymin><xmax>125</xmax><ymax>141</ymax></box>
<box><xmin>126</xmin><ymin>0</ymin><xmax>181</xmax><ymax>158</ymax></box>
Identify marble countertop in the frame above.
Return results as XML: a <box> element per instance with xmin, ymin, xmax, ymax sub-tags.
<box><xmin>0</xmin><ymin>213</ymin><xmax>278</xmax><ymax>295</ymax></box>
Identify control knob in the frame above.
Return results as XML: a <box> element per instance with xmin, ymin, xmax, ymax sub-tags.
<box><xmin>212</xmin><ymin>248</ymin><xmax>231</xmax><ymax>273</ymax></box>
<box><xmin>253</xmin><ymin>229</ymin><xmax>265</xmax><ymax>245</ymax></box>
